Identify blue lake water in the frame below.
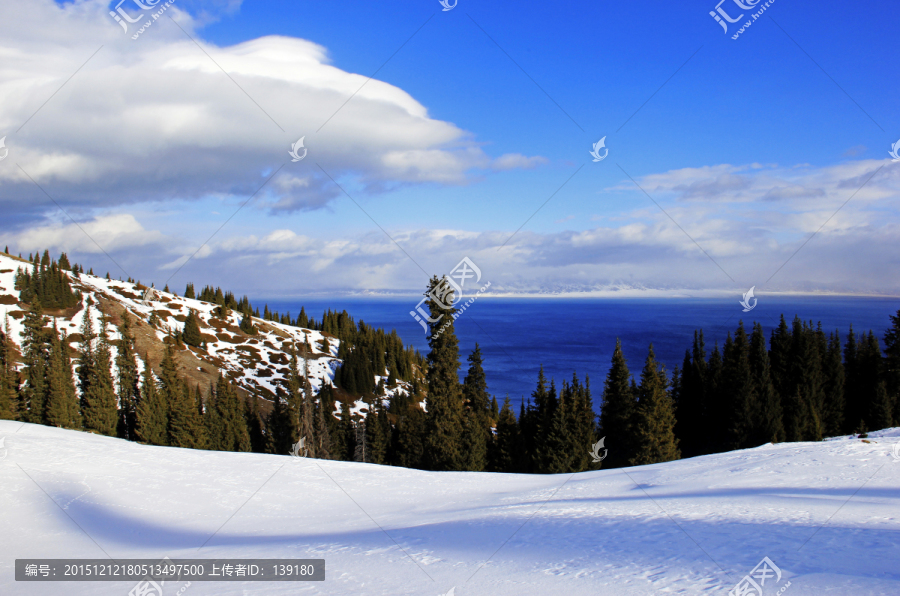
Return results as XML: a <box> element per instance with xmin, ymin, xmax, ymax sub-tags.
<box><xmin>262</xmin><ymin>296</ymin><xmax>899</xmax><ymax>410</ymax></box>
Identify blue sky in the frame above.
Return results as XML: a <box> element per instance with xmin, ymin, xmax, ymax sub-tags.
<box><xmin>0</xmin><ymin>0</ymin><xmax>898</xmax><ymax>297</ymax></box>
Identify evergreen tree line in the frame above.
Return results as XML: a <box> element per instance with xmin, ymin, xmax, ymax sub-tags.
<box><xmin>180</xmin><ymin>279</ymin><xmax>425</xmax><ymax>388</ymax></box>
<box><xmin>0</xmin><ymin>300</ymin><xmax>268</xmax><ymax>453</ymax></box>
<box><xmin>14</xmin><ymin>250</ymin><xmax>81</xmax><ymax>310</ymax></box>
<box><xmin>670</xmin><ymin>316</ymin><xmax>900</xmax><ymax>459</ymax></box>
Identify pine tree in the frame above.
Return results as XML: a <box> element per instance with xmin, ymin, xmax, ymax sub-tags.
<box><xmin>244</xmin><ymin>394</ymin><xmax>266</xmax><ymax>453</ymax></box>
<box><xmin>20</xmin><ymin>300</ymin><xmax>50</xmax><ymax>424</ymax></box>
<box><xmin>212</xmin><ymin>375</ymin><xmax>251</xmax><ymax>452</ymax></box>
<box><xmin>44</xmin><ymin>323</ymin><xmax>80</xmax><ymax>429</ymax></box>
<box><xmin>883</xmin><ymin>310</ymin><xmax>900</xmax><ymax>423</ymax></box>
<box><xmin>80</xmin><ymin>315</ymin><xmax>118</xmax><ymax>436</ymax></box>
<box><xmin>630</xmin><ymin>345</ymin><xmax>680</xmax><ymax>466</ymax></box>
<box><xmin>182</xmin><ymin>310</ymin><xmax>202</xmax><ymax>347</ymax></box>
<box><xmin>704</xmin><ymin>343</ymin><xmax>726</xmax><ymax>453</ymax></box>
<box><xmin>676</xmin><ymin>331</ymin><xmax>708</xmax><ymax>456</ymax></box>
<box><xmin>461</xmin><ymin>344</ymin><xmax>491</xmax><ymax>471</ymax></box>
<box><xmin>157</xmin><ymin>344</ymin><xmax>201</xmax><ymax>447</ymax></box>
<box><xmin>298</xmin><ymin>344</ymin><xmax>316</xmax><ymax>456</ymax></box>
<box><xmin>423</xmin><ymin>275</ymin><xmax>464</xmax><ymax>471</ymax></box>
<box><xmin>491</xmin><ymin>396</ymin><xmax>519</xmax><ymax>472</ymax></box>
<box><xmin>722</xmin><ymin>324</ymin><xmax>755</xmax><ymax>450</ymax></box>
<box><xmin>136</xmin><ymin>359</ymin><xmax>167</xmax><ymax>444</ymax></box>
<box><xmin>858</xmin><ymin>331</ymin><xmax>888</xmax><ymax>431</ymax></box>
<box><xmin>821</xmin><ymin>330</ymin><xmax>845</xmax><ymax>436</ymax></box>
<box><xmin>365</xmin><ymin>400</ymin><xmax>389</xmax><ymax>464</ymax></box>
<box><xmin>116</xmin><ymin>311</ymin><xmax>141</xmax><ymax>440</ymax></box>
<box><xmin>0</xmin><ymin>316</ymin><xmax>19</xmax><ymax>420</ymax></box>
<box><xmin>749</xmin><ymin>322</ymin><xmax>783</xmax><ymax>444</ymax></box>
<box><xmin>599</xmin><ymin>340</ymin><xmax>636</xmax><ymax>468</ymax></box>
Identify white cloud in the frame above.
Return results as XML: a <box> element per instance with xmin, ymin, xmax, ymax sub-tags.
<box><xmin>12</xmin><ymin>213</ymin><xmax>166</xmax><ymax>256</ymax></box>
<box><xmin>7</xmin><ymin>157</ymin><xmax>900</xmax><ymax>296</ymax></box>
<box><xmin>0</xmin><ymin>0</ymin><xmax>538</xmax><ymax>216</ymax></box>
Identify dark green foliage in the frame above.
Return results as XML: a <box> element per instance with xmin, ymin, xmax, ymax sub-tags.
<box><xmin>422</xmin><ymin>276</ymin><xmax>464</xmax><ymax>471</ymax></box>
<box><xmin>0</xmin><ymin>317</ymin><xmax>18</xmax><ymax>420</ymax></box>
<box><xmin>79</xmin><ymin>314</ymin><xmax>119</xmax><ymax>436</ymax></box>
<box><xmin>239</xmin><ymin>311</ymin><xmax>256</xmax><ymax>335</ymax></box>
<box><xmin>182</xmin><ymin>310</ymin><xmax>202</xmax><ymax>347</ymax></box>
<box><xmin>490</xmin><ymin>396</ymin><xmax>519</xmax><ymax>472</ymax></box>
<box><xmin>20</xmin><ymin>300</ymin><xmax>50</xmax><ymax>424</ymax></box>
<box><xmin>183</xmin><ymin>283</ymin><xmax>196</xmax><ymax>299</ymax></box>
<box><xmin>675</xmin><ymin>331</ymin><xmax>708</xmax><ymax>457</ymax></box>
<box><xmin>599</xmin><ymin>340</ymin><xmax>636</xmax><ymax>468</ymax></box>
<box><xmin>821</xmin><ymin>330</ymin><xmax>845</xmax><ymax>436</ymax></box>
<box><xmin>387</xmin><ymin>387</ymin><xmax>425</xmax><ymax>468</ymax></box>
<box><xmin>749</xmin><ymin>322</ymin><xmax>783</xmax><ymax>444</ymax></box>
<box><xmin>722</xmin><ymin>325</ymin><xmax>755</xmax><ymax>450</ymax></box>
<box><xmin>161</xmin><ymin>344</ymin><xmax>205</xmax><ymax>449</ymax></box>
<box><xmin>883</xmin><ymin>310</ymin><xmax>900</xmax><ymax>422</ymax></box>
<box><xmin>209</xmin><ymin>375</ymin><xmax>251</xmax><ymax>452</ymax></box>
<box><xmin>244</xmin><ymin>394</ymin><xmax>267</xmax><ymax>453</ymax></box>
<box><xmin>16</xmin><ymin>252</ymin><xmax>80</xmax><ymax>309</ymax></box>
<box><xmin>44</xmin><ymin>323</ymin><xmax>80</xmax><ymax>429</ymax></box>
<box><xmin>365</xmin><ymin>400</ymin><xmax>390</xmax><ymax>464</ymax></box>
<box><xmin>630</xmin><ymin>345</ymin><xmax>680</xmax><ymax>466</ymax></box>
<box><xmin>116</xmin><ymin>312</ymin><xmax>141</xmax><ymax>440</ymax></box>
<box><xmin>461</xmin><ymin>344</ymin><xmax>491</xmax><ymax>471</ymax></box>
<box><xmin>136</xmin><ymin>359</ymin><xmax>167</xmax><ymax>444</ymax></box>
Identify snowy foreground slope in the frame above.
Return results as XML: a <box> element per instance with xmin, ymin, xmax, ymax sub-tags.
<box><xmin>2</xmin><ymin>422</ymin><xmax>899</xmax><ymax>596</ymax></box>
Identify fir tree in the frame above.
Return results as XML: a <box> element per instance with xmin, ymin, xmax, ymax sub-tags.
<box><xmin>821</xmin><ymin>330</ymin><xmax>845</xmax><ymax>436</ymax></box>
<box><xmin>843</xmin><ymin>326</ymin><xmax>863</xmax><ymax>434</ymax></box>
<box><xmin>0</xmin><ymin>317</ymin><xmax>18</xmax><ymax>420</ymax></box>
<box><xmin>722</xmin><ymin>324</ymin><xmax>755</xmax><ymax>450</ymax></box>
<box><xmin>599</xmin><ymin>340</ymin><xmax>636</xmax><ymax>468</ymax></box>
<box><xmin>423</xmin><ymin>275</ymin><xmax>465</xmax><ymax>471</ymax></box>
<box><xmin>629</xmin><ymin>345</ymin><xmax>680</xmax><ymax>466</ymax></box>
<box><xmin>182</xmin><ymin>310</ymin><xmax>202</xmax><ymax>347</ymax></box>
<box><xmin>675</xmin><ymin>331</ymin><xmax>708</xmax><ymax>456</ymax></box>
<box><xmin>158</xmin><ymin>345</ymin><xmax>201</xmax><ymax>448</ymax></box>
<box><xmin>749</xmin><ymin>322</ymin><xmax>783</xmax><ymax>444</ymax></box>
<box><xmin>461</xmin><ymin>344</ymin><xmax>491</xmax><ymax>472</ymax></box>
<box><xmin>80</xmin><ymin>315</ymin><xmax>119</xmax><ymax>436</ymax></box>
<box><xmin>116</xmin><ymin>311</ymin><xmax>141</xmax><ymax>440</ymax></box>
<box><xmin>858</xmin><ymin>331</ymin><xmax>888</xmax><ymax>431</ymax></box>
<box><xmin>245</xmin><ymin>395</ymin><xmax>267</xmax><ymax>453</ymax></box>
<box><xmin>44</xmin><ymin>323</ymin><xmax>80</xmax><ymax>429</ymax></box>
<box><xmin>491</xmin><ymin>396</ymin><xmax>519</xmax><ymax>472</ymax></box>
<box><xmin>212</xmin><ymin>375</ymin><xmax>251</xmax><ymax>452</ymax></box>
<box><xmin>365</xmin><ymin>400</ymin><xmax>389</xmax><ymax>464</ymax></box>
<box><xmin>136</xmin><ymin>359</ymin><xmax>167</xmax><ymax>444</ymax></box>
<box><xmin>883</xmin><ymin>310</ymin><xmax>900</xmax><ymax>423</ymax></box>
<box><xmin>20</xmin><ymin>300</ymin><xmax>50</xmax><ymax>424</ymax></box>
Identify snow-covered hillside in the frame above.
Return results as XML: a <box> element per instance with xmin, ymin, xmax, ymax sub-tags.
<box><xmin>0</xmin><ymin>252</ymin><xmax>407</xmax><ymax>416</ymax></box>
<box><xmin>2</xmin><ymin>421</ymin><xmax>898</xmax><ymax>595</ymax></box>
